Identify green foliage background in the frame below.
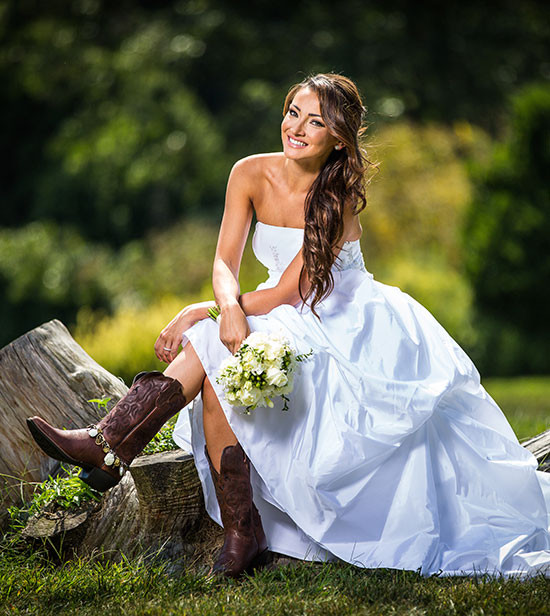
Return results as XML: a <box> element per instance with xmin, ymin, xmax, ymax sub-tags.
<box><xmin>1</xmin><ymin>0</ymin><xmax>549</xmax><ymax>378</ymax></box>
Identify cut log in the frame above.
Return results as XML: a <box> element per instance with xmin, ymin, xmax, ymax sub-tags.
<box><xmin>0</xmin><ymin>319</ymin><xmax>128</xmax><ymax>529</ymax></box>
<box><xmin>82</xmin><ymin>450</ymin><xmax>224</xmax><ymax>571</ymax></box>
<box><xmin>0</xmin><ymin>319</ymin><xmax>223</xmax><ymax>569</ymax></box>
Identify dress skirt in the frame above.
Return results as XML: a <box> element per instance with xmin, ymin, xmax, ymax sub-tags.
<box><xmin>173</xmin><ymin>222</ymin><xmax>550</xmax><ymax>576</ymax></box>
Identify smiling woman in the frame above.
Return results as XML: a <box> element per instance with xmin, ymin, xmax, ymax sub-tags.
<box><xmin>27</xmin><ymin>72</ymin><xmax>550</xmax><ymax>581</ymax></box>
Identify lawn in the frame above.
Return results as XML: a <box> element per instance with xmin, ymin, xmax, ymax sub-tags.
<box><xmin>1</xmin><ymin>377</ymin><xmax>550</xmax><ymax>616</ymax></box>
<box><xmin>483</xmin><ymin>376</ymin><xmax>550</xmax><ymax>441</ymax></box>
<box><xmin>1</xmin><ymin>549</ymin><xmax>550</xmax><ymax>616</ymax></box>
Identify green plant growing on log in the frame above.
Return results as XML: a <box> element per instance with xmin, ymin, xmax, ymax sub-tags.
<box><xmin>88</xmin><ymin>396</ymin><xmax>113</xmax><ymax>413</ymax></box>
<box><xmin>6</xmin><ymin>466</ymin><xmax>102</xmax><ymax>533</ymax></box>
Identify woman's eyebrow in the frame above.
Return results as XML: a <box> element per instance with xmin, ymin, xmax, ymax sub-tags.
<box><xmin>291</xmin><ymin>104</ymin><xmax>322</xmax><ymax>118</ymax></box>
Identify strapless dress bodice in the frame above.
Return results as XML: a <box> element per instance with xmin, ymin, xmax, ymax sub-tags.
<box><xmin>251</xmin><ymin>221</ymin><xmax>368</xmax><ymax>287</ymax></box>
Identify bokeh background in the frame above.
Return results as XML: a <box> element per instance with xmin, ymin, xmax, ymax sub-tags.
<box><xmin>1</xmin><ymin>0</ymin><xmax>549</xmax><ymax>403</ymax></box>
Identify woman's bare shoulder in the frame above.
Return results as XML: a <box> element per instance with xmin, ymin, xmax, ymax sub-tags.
<box><xmin>231</xmin><ymin>152</ymin><xmax>284</xmax><ymax>180</ymax></box>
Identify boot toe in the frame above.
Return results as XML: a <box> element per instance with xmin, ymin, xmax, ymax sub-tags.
<box><xmin>26</xmin><ymin>416</ymin><xmax>94</xmax><ymax>469</ymax></box>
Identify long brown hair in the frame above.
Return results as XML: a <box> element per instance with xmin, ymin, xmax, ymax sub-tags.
<box><xmin>282</xmin><ymin>73</ymin><xmax>373</xmax><ymax>317</ymax></box>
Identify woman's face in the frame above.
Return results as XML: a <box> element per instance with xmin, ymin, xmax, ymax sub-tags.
<box><xmin>281</xmin><ymin>87</ymin><xmax>340</xmax><ymax>165</ymax></box>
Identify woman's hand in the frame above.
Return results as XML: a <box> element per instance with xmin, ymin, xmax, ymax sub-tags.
<box><xmin>218</xmin><ymin>303</ymin><xmax>250</xmax><ymax>355</ymax></box>
<box><xmin>154</xmin><ymin>301</ymin><xmax>215</xmax><ymax>364</ymax></box>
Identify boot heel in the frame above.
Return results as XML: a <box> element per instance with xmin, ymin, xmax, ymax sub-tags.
<box><xmin>79</xmin><ymin>466</ymin><xmax>120</xmax><ymax>492</ymax></box>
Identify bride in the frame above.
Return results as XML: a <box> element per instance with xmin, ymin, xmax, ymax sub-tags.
<box><xmin>27</xmin><ymin>73</ymin><xmax>550</xmax><ymax>578</ymax></box>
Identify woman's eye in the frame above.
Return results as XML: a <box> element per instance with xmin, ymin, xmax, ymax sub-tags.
<box><xmin>289</xmin><ymin>109</ymin><xmax>298</xmax><ymax>117</ymax></box>
<box><xmin>312</xmin><ymin>120</ymin><xmax>324</xmax><ymax>127</ymax></box>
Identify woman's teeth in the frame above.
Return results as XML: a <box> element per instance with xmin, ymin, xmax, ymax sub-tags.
<box><xmin>289</xmin><ymin>136</ymin><xmax>307</xmax><ymax>147</ymax></box>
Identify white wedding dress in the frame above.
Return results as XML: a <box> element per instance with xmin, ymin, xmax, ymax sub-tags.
<box><xmin>173</xmin><ymin>221</ymin><xmax>550</xmax><ymax>576</ymax></box>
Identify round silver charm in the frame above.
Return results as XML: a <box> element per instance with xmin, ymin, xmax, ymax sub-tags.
<box><xmin>104</xmin><ymin>452</ymin><xmax>115</xmax><ymax>466</ymax></box>
<box><xmin>88</xmin><ymin>428</ymin><xmax>98</xmax><ymax>438</ymax></box>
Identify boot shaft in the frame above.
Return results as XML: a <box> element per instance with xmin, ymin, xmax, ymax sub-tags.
<box><xmin>115</xmin><ymin>377</ymin><xmax>186</xmax><ymax>461</ymax></box>
<box><xmin>206</xmin><ymin>443</ymin><xmax>268</xmax><ymax>577</ymax></box>
<box><xmin>207</xmin><ymin>444</ymin><xmax>254</xmax><ymax>534</ymax></box>
<box><xmin>98</xmin><ymin>371</ymin><xmax>186</xmax><ymax>462</ymax></box>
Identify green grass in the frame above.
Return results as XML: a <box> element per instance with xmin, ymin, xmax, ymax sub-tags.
<box><xmin>2</xmin><ymin>376</ymin><xmax>550</xmax><ymax>616</ymax></box>
<box><xmin>483</xmin><ymin>376</ymin><xmax>550</xmax><ymax>440</ymax></box>
<box><xmin>1</xmin><ymin>547</ymin><xmax>550</xmax><ymax>616</ymax></box>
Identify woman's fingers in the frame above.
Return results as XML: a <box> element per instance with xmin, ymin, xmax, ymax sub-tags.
<box><xmin>155</xmin><ymin>310</ymin><xmax>192</xmax><ymax>363</ymax></box>
<box><xmin>155</xmin><ymin>335</ymin><xmax>178</xmax><ymax>364</ymax></box>
<box><xmin>221</xmin><ymin>333</ymin><xmax>247</xmax><ymax>355</ymax></box>
<box><xmin>218</xmin><ymin>313</ymin><xmax>250</xmax><ymax>355</ymax></box>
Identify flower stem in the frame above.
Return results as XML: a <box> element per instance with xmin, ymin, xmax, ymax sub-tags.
<box><xmin>208</xmin><ymin>305</ymin><xmax>221</xmax><ymax>322</ymax></box>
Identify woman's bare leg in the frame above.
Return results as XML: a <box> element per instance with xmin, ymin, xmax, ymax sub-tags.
<box><xmin>202</xmin><ymin>377</ymin><xmax>237</xmax><ymax>472</ymax></box>
<box><xmin>163</xmin><ymin>342</ymin><xmax>207</xmax><ymax>405</ymax></box>
<box><xmin>163</xmin><ymin>343</ymin><xmax>237</xmax><ymax>472</ymax></box>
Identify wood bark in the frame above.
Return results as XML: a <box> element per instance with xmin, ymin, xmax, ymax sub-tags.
<box><xmin>0</xmin><ymin>319</ymin><xmax>128</xmax><ymax>529</ymax></box>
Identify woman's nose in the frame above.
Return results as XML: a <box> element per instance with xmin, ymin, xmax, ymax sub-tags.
<box><xmin>292</xmin><ymin>119</ymin><xmax>306</xmax><ymax>135</ymax></box>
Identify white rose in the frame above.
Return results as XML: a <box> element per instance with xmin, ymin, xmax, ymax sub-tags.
<box><xmin>278</xmin><ymin>373</ymin><xmax>294</xmax><ymax>395</ymax></box>
<box><xmin>242</xmin><ymin>351</ymin><xmax>263</xmax><ymax>375</ymax></box>
<box><xmin>265</xmin><ymin>366</ymin><xmax>288</xmax><ymax>388</ymax></box>
<box><xmin>264</xmin><ymin>336</ymin><xmax>288</xmax><ymax>361</ymax></box>
<box><xmin>219</xmin><ymin>356</ymin><xmax>239</xmax><ymax>373</ymax></box>
<box><xmin>245</xmin><ymin>331</ymin><xmax>269</xmax><ymax>347</ymax></box>
<box><xmin>226</xmin><ymin>391</ymin><xmax>239</xmax><ymax>404</ymax></box>
<box><xmin>229</xmin><ymin>373</ymin><xmax>243</xmax><ymax>388</ymax></box>
<box><xmin>240</xmin><ymin>383</ymin><xmax>262</xmax><ymax>407</ymax></box>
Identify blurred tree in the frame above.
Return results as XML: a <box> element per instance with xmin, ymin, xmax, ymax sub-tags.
<box><xmin>0</xmin><ymin>222</ymin><xmax>113</xmax><ymax>347</ymax></box>
<box><xmin>184</xmin><ymin>0</ymin><xmax>550</xmax><ymax>155</ymax></box>
<box><xmin>0</xmin><ymin>0</ymin><xmax>229</xmax><ymax>243</ymax></box>
<box><xmin>36</xmin><ymin>44</ymin><xmax>227</xmax><ymax>245</ymax></box>
<box><xmin>1</xmin><ymin>0</ymin><xmax>549</xmax><ymax>360</ymax></box>
<box><xmin>362</xmin><ymin>120</ymin><xmax>491</xmax><ymax>270</ymax></box>
<box><xmin>464</xmin><ymin>83</ymin><xmax>550</xmax><ymax>375</ymax></box>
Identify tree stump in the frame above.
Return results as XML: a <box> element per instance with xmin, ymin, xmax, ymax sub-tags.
<box><xmin>523</xmin><ymin>431</ymin><xmax>550</xmax><ymax>472</ymax></box>
<box><xmin>0</xmin><ymin>319</ymin><xmax>128</xmax><ymax>529</ymax></box>
<box><xmin>78</xmin><ymin>450</ymin><xmax>222</xmax><ymax>567</ymax></box>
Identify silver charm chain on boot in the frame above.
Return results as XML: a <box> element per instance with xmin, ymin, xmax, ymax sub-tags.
<box><xmin>86</xmin><ymin>425</ymin><xmax>128</xmax><ymax>477</ymax></box>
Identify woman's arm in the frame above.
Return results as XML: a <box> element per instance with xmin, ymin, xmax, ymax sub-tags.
<box><xmin>238</xmin><ymin>249</ymin><xmax>308</xmax><ymax>315</ymax></box>
<box><xmin>155</xmin><ymin>158</ymin><xmax>254</xmax><ymax>361</ymax></box>
<box><xmin>212</xmin><ymin>158</ymin><xmax>256</xmax><ymax>353</ymax></box>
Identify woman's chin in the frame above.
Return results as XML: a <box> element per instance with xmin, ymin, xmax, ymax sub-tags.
<box><xmin>282</xmin><ymin>146</ymin><xmax>308</xmax><ymax>160</ymax></box>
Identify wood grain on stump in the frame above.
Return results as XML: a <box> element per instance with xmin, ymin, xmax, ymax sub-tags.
<box><xmin>131</xmin><ymin>450</ymin><xmax>205</xmax><ymax>538</ymax></box>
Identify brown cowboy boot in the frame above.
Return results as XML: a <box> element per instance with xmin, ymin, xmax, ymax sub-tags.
<box><xmin>27</xmin><ymin>371</ymin><xmax>186</xmax><ymax>492</ymax></box>
<box><xmin>206</xmin><ymin>443</ymin><xmax>268</xmax><ymax>577</ymax></box>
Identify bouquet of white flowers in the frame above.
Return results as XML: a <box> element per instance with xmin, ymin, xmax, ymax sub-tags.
<box><xmin>214</xmin><ymin>329</ymin><xmax>312</xmax><ymax>414</ymax></box>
